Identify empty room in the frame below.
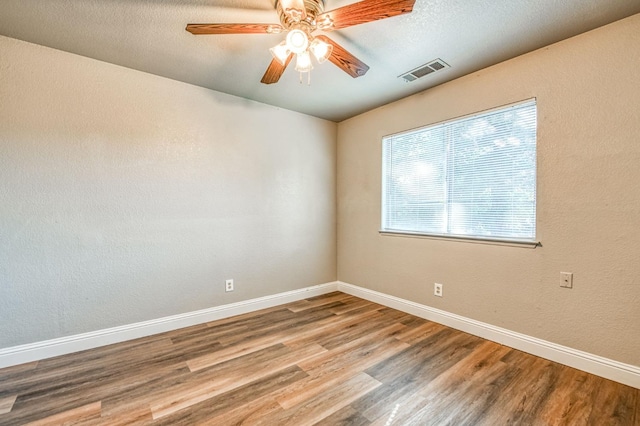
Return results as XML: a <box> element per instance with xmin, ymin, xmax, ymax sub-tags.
<box><xmin>1</xmin><ymin>0</ymin><xmax>639</xmax><ymax>424</ymax></box>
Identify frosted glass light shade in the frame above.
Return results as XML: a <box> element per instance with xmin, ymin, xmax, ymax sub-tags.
<box><xmin>295</xmin><ymin>51</ymin><xmax>313</xmax><ymax>73</ymax></box>
<box><xmin>310</xmin><ymin>39</ymin><xmax>333</xmax><ymax>63</ymax></box>
<box><xmin>286</xmin><ymin>29</ymin><xmax>309</xmax><ymax>54</ymax></box>
<box><xmin>269</xmin><ymin>41</ymin><xmax>290</xmax><ymax>65</ymax></box>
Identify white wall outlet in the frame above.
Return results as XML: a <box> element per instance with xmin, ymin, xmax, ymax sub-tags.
<box><xmin>225</xmin><ymin>279</ymin><xmax>234</xmax><ymax>292</ymax></box>
<box><xmin>560</xmin><ymin>272</ymin><xmax>573</xmax><ymax>289</ymax></box>
<box><xmin>434</xmin><ymin>283</ymin><xmax>443</xmax><ymax>297</ymax></box>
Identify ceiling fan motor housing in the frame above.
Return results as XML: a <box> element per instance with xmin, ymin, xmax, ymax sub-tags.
<box><xmin>277</xmin><ymin>0</ymin><xmax>325</xmax><ymax>30</ymax></box>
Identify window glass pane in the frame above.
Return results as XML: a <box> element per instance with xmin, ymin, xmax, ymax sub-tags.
<box><xmin>384</xmin><ymin>127</ymin><xmax>446</xmax><ymax>233</ymax></box>
<box><xmin>382</xmin><ymin>100</ymin><xmax>537</xmax><ymax>242</ymax></box>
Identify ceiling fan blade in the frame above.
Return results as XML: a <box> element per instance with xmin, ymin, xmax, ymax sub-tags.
<box><xmin>317</xmin><ymin>0</ymin><xmax>416</xmax><ymax>31</ymax></box>
<box><xmin>315</xmin><ymin>35</ymin><xmax>370</xmax><ymax>78</ymax></box>
<box><xmin>261</xmin><ymin>53</ymin><xmax>294</xmax><ymax>84</ymax></box>
<box><xmin>186</xmin><ymin>23</ymin><xmax>283</xmax><ymax>35</ymax></box>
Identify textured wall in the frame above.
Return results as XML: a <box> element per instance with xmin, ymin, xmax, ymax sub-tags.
<box><xmin>337</xmin><ymin>14</ymin><xmax>640</xmax><ymax>366</ymax></box>
<box><xmin>0</xmin><ymin>35</ymin><xmax>337</xmax><ymax>348</ymax></box>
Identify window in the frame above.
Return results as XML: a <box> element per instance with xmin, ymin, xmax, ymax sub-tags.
<box><xmin>382</xmin><ymin>99</ymin><xmax>537</xmax><ymax>243</ymax></box>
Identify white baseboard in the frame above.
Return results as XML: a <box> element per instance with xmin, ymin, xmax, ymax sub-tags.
<box><xmin>3</xmin><ymin>280</ymin><xmax>638</xmax><ymax>389</ymax></box>
<box><xmin>337</xmin><ymin>281</ymin><xmax>640</xmax><ymax>389</ymax></box>
<box><xmin>0</xmin><ymin>281</ymin><xmax>339</xmax><ymax>369</ymax></box>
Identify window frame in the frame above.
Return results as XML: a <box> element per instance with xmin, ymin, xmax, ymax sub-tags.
<box><xmin>380</xmin><ymin>99</ymin><xmax>539</xmax><ymax>248</ymax></box>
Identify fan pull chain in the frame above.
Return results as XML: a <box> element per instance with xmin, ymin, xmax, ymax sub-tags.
<box><xmin>298</xmin><ymin>72</ymin><xmax>311</xmax><ymax>86</ymax></box>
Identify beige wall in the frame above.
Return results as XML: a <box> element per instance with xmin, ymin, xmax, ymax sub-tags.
<box><xmin>2</xmin><ymin>13</ymin><xmax>639</xmax><ymax>369</ymax></box>
<box><xmin>337</xmin><ymin>14</ymin><xmax>640</xmax><ymax>366</ymax></box>
<box><xmin>0</xmin><ymin>36</ymin><xmax>337</xmax><ymax>348</ymax></box>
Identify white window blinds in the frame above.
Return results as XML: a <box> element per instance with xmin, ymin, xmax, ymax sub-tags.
<box><xmin>382</xmin><ymin>99</ymin><xmax>537</xmax><ymax>242</ymax></box>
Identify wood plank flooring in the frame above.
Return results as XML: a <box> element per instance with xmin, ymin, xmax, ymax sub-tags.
<box><xmin>0</xmin><ymin>292</ymin><xmax>638</xmax><ymax>425</ymax></box>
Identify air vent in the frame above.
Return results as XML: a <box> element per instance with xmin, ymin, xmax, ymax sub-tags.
<box><xmin>399</xmin><ymin>58</ymin><xmax>449</xmax><ymax>83</ymax></box>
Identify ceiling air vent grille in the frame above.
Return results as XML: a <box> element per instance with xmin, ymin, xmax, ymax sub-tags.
<box><xmin>399</xmin><ymin>59</ymin><xmax>449</xmax><ymax>83</ymax></box>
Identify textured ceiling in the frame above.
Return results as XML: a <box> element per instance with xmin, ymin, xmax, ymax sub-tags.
<box><xmin>1</xmin><ymin>0</ymin><xmax>639</xmax><ymax>121</ymax></box>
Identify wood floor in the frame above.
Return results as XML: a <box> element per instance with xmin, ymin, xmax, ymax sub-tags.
<box><xmin>0</xmin><ymin>292</ymin><xmax>638</xmax><ymax>425</ymax></box>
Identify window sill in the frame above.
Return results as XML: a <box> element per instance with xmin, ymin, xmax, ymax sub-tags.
<box><xmin>379</xmin><ymin>230</ymin><xmax>540</xmax><ymax>248</ymax></box>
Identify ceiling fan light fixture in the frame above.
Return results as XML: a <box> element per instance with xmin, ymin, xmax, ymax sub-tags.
<box><xmin>309</xmin><ymin>38</ymin><xmax>332</xmax><ymax>63</ymax></box>
<box><xmin>294</xmin><ymin>51</ymin><xmax>313</xmax><ymax>73</ymax></box>
<box><xmin>270</xmin><ymin>40</ymin><xmax>291</xmax><ymax>66</ymax></box>
<box><xmin>286</xmin><ymin>29</ymin><xmax>309</xmax><ymax>54</ymax></box>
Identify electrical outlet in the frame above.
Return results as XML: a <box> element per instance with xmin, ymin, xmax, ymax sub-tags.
<box><xmin>434</xmin><ymin>283</ymin><xmax>443</xmax><ymax>297</ymax></box>
<box><xmin>560</xmin><ymin>272</ymin><xmax>573</xmax><ymax>289</ymax></box>
<box><xmin>225</xmin><ymin>279</ymin><xmax>234</xmax><ymax>292</ymax></box>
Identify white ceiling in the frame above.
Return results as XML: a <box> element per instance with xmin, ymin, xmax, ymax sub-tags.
<box><xmin>1</xmin><ymin>0</ymin><xmax>639</xmax><ymax>121</ymax></box>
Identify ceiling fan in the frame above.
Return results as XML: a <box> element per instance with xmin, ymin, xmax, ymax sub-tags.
<box><xmin>186</xmin><ymin>0</ymin><xmax>416</xmax><ymax>84</ymax></box>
